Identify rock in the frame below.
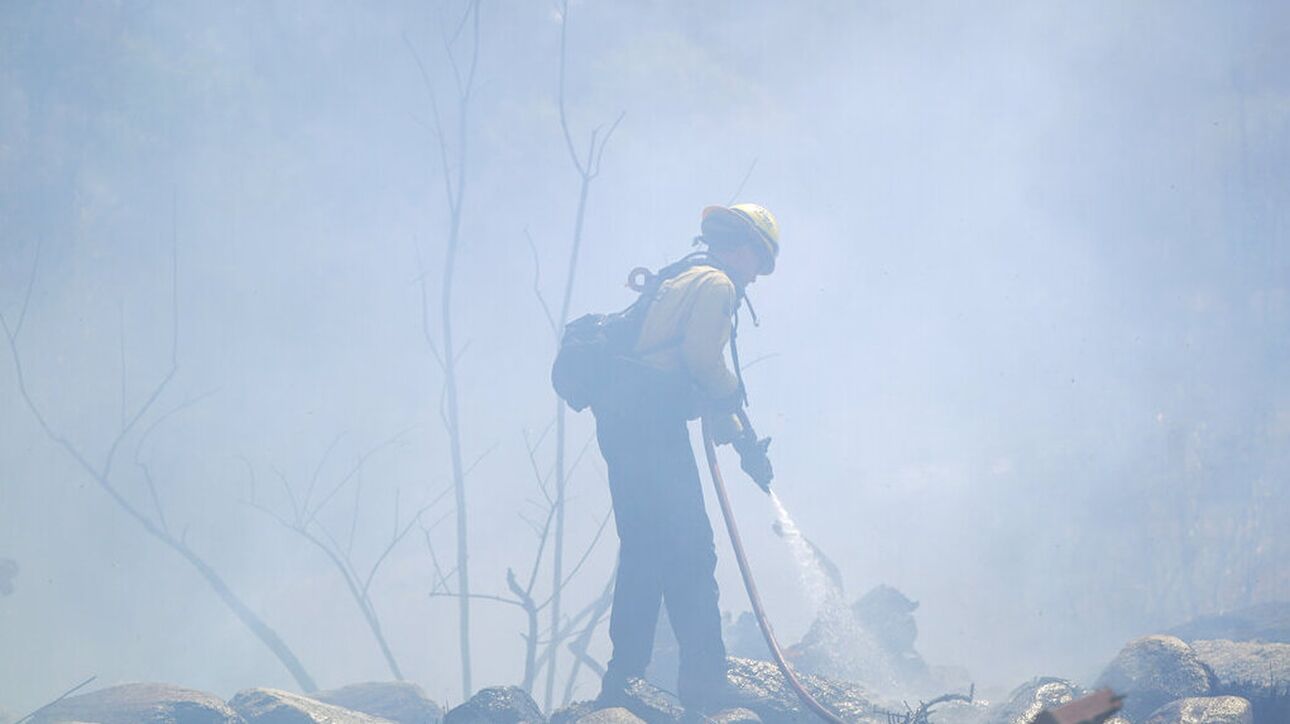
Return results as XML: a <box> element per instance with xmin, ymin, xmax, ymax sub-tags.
<box><xmin>788</xmin><ymin>613</ymin><xmax>901</xmax><ymax>696</ymax></box>
<box><xmin>549</xmin><ymin>702</ymin><xmax>596</xmax><ymax>724</ymax></box>
<box><xmin>229</xmin><ymin>688</ymin><xmax>391</xmax><ymax>723</ymax></box>
<box><xmin>725</xmin><ymin>656</ymin><xmax>882</xmax><ymax>723</ymax></box>
<box><xmin>991</xmin><ymin>677</ymin><xmax>1082</xmax><ymax>724</ymax></box>
<box><xmin>29</xmin><ymin>682</ymin><xmax>242</xmax><ymax>724</ymax></box>
<box><xmin>1141</xmin><ymin>695</ymin><xmax>1253</xmax><ymax>724</ymax></box>
<box><xmin>442</xmin><ymin>687</ymin><xmax>543</xmax><ymax>724</ymax></box>
<box><xmin>704</xmin><ymin>708</ymin><xmax>761</xmax><ymax>724</ymax></box>
<box><xmin>1191</xmin><ymin>640</ymin><xmax>1290</xmax><ymax>723</ymax></box>
<box><xmin>725</xmin><ymin>612</ymin><xmax>772</xmax><ymax>661</ymax></box>
<box><xmin>1191</xmin><ymin>639</ymin><xmax>1290</xmax><ymax>692</ymax></box>
<box><xmin>597</xmin><ymin>678</ymin><xmax>684</xmax><ymax>723</ymax></box>
<box><xmin>312</xmin><ymin>683</ymin><xmax>443</xmax><ymax>724</ymax></box>
<box><xmin>786</xmin><ymin>585</ymin><xmax>931</xmax><ymax>697</ymax></box>
<box><xmin>572</xmin><ymin>707</ymin><xmax>644</xmax><ymax>724</ymax></box>
<box><xmin>1168</xmin><ymin>603</ymin><xmax>1290</xmax><ymax>644</ymax></box>
<box><xmin>852</xmin><ymin>586</ymin><xmax>920</xmax><ymax>655</ymax></box>
<box><xmin>1096</xmin><ymin>635</ymin><xmax>1214</xmax><ymax>721</ymax></box>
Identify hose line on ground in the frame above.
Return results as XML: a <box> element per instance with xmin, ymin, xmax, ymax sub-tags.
<box><xmin>701</xmin><ymin>418</ymin><xmax>846</xmax><ymax>724</ymax></box>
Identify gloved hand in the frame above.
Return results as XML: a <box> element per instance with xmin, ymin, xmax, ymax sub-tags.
<box><xmin>733</xmin><ymin>432</ymin><xmax>773</xmax><ymax>492</ymax></box>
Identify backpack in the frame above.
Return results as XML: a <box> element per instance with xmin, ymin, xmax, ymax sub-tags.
<box><xmin>552</xmin><ymin>253</ymin><xmax>713</xmax><ymax>412</ymax></box>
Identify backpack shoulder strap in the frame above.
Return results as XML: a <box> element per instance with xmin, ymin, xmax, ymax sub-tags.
<box><xmin>620</xmin><ymin>252</ymin><xmax>718</xmax><ymax>356</ymax></box>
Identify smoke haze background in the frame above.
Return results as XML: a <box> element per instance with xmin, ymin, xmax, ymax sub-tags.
<box><xmin>2</xmin><ymin>0</ymin><xmax>1287</xmax><ymax>716</ymax></box>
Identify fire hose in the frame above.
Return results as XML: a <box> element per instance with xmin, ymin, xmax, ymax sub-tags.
<box><xmin>700</xmin><ymin>418</ymin><xmax>846</xmax><ymax>724</ymax></box>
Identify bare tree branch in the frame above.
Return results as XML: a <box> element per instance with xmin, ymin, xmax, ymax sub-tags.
<box><xmin>533</xmin><ymin>569</ymin><xmax>614</xmax><ymax>676</ymax></box>
<box><xmin>131</xmin><ymin>388</ymin><xmax>220</xmax><ymax>535</ymax></box>
<box><xmin>8</xmin><ymin>234</ymin><xmax>42</xmax><ymax>340</ymax></box>
<box><xmin>407</xmin><ymin>2</ymin><xmax>485</xmax><ymax>694</ymax></box>
<box><xmin>1</xmin><ymin>232</ymin><xmax>317</xmax><ymax>692</ymax></box>
<box><xmin>246</xmin><ymin>432</ymin><xmax>430</xmax><ymax>683</ymax></box>
<box><xmin>542</xmin><ymin>505</ymin><xmax>612</xmax><ymax>608</ymax></box>
<box><xmin>312</xmin><ymin>426</ymin><xmax>415</xmax><ymax>523</ymax></box>
<box><xmin>404</xmin><ymin>32</ymin><xmax>457</xmax><ymax>215</ymax></box>
<box><xmin>589</xmin><ymin>112</ymin><xmax>626</xmax><ymax>179</ymax></box>
<box><xmin>423</xmin><ymin>523</ymin><xmax>452</xmax><ymax>595</ymax></box>
<box><xmin>410</xmin><ymin>234</ymin><xmax>446</xmax><ymax>371</ymax></box>
<box><xmin>507</xmin><ymin>567</ymin><xmax>542</xmax><ymax>693</ymax></box>
<box><xmin>364</xmin><ymin>500</ymin><xmax>434</xmax><ymax>597</ymax></box>
<box><xmin>429</xmin><ymin>590</ymin><xmax>525</xmax><ymax>608</ymax></box>
<box><xmin>118</xmin><ymin>303</ymin><xmax>127</xmax><ymax>430</ymax></box>
<box><xmin>546</xmin><ymin>2</ymin><xmax>628</xmax><ymax>703</ymax></box>
<box><xmin>12</xmin><ymin>675</ymin><xmax>97</xmax><ymax>724</ymax></box>
<box><xmin>726</xmin><ymin>157</ymin><xmax>760</xmax><ymax>205</ymax></box>
<box><xmin>559</xmin><ymin>572</ymin><xmax>615</xmax><ymax>706</ymax></box>
<box><xmin>304</xmin><ymin>431</ymin><xmax>347</xmax><ymax>515</ymax></box>
<box><xmin>272</xmin><ymin>466</ymin><xmax>300</xmax><ymax>522</ymax></box>
<box><xmin>525</xmin><ymin>228</ymin><xmax>559</xmax><ymax>338</ymax></box>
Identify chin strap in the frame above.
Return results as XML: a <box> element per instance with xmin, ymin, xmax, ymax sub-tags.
<box><xmin>700</xmin><ymin>418</ymin><xmax>846</xmax><ymax>724</ymax></box>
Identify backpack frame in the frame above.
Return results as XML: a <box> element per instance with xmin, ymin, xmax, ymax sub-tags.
<box><xmin>551</xmin><ymin>252</ymin><xmax>717</xmax><ymax>412</ymax></box>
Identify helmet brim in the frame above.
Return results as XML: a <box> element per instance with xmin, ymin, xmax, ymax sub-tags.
<box><xmin>701</xmin><ymin>206</ymin><xmax>777</xmax><ymax>274</ymax></box>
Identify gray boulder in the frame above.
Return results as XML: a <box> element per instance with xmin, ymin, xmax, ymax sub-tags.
<box><xmin>572</xmin><ymin>678</ymin><xmax>684</xmax><ymax>723</ymax></box>
<box><xmin>1191</xmin><ymin>640</ymin><xmax>1290</xmax><ymax>692</ymax></box>
<box><xmin>1097</xmin><ymin>635</ymin><xmax>1214</xmax><ymax>721</ymax></box>
<box><xmin>786</xmin><ymin>586</ymin><xmax>930</xmax><ymax>697</ymax></box>
<box><xmin>990</xmin><ymin>677</ymin><xmax>1081</xmax><ymax>724</ymax></box>
<box><xmin>1191</xmin><ymin>640</ymin><xmax>1290</xmax><ymax>723</ymax></box>
<box><xmin>571</xmin><ymin>708</ymin><xmax>644</xmax><ymax>724</ymax></box>
<box><xmin>1168</xmin><ymin>603</ymin><xmax>1290</xmax><ymax>644</ymax></box>
<box><xmin>725</xmin><ymin>657</ymin><xmax>883</xmax><ymax>723</ymax></box>
<box><xmin>548</xmin><ymin>701</ymin><xmax>596</xmax><ymax>724</ymax></box>
<box><xmin>726</xmin><ymin>612</ymin><xmax>772</xmax><ymax>662</ymax></box>
<box><xmin>1141</xmin><ymin>695</ymin><xmax>1253</xmax><ymax>724</ymax></box>
<box><xmin>29</xmin><ymin>683</ymin><xmax>242</xmax><ymax>724</ymax></box>
<box><xmin>703</xmin><ymin>708</ymin><xmax>761</xmax><ymax>724</ymax></box>
<box><xmin>312</xmin><ymin>683</ymin><xmax>443</xmax><ymax>724</ymax></box>
<box><xmin>610</xmin><ymin>678</ymin><xmax>684</xmax><ymax>723</ymax></box>
<box><xmin>229</xmin><ymin>688</ymin><xmax>391</xmax><ymax>723</ymax></box>
<box><xmin>549</xmin><ymin>696</ymin><xmax>761</xmax><ymax>723</ymax></box>
<box><xmin>442</xmin><ymin>687</ymin><xmax>543</xmax><ymax>724</ymax></box>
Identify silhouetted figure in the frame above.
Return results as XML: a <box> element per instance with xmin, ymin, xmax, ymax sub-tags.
<box><xmin>592</xmin><ymin>204</ymin><xmax>781</xmax><ymax>712</ymax></box>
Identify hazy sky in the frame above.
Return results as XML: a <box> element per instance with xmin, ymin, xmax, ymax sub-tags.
<box><xmin>2</xmin><ymin>0</ymin><xmax>1287</xmax><ymax>718</ymax></box>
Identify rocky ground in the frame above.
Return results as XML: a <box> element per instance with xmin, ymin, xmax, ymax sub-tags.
<box><xmin>10</xmin><ymin>603</ymin><xmax>1289</xmax><ymax>724</ymax></box>
<box><xmin>11</xmin><ymin>637</ymin><xmax>1289</xmax><ymax>724</ymax></box>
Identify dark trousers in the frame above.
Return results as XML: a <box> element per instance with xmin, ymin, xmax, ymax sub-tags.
<box><xmin>594</xmin><ymin>402</ymin><xmax>728</xmax><ymax>705</ymax></box>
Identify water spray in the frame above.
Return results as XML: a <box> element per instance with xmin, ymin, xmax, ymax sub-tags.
<box><xmin>701</xmin><ymin>418</ymin><xmax>846</xmax><ymax>724</ymax></box>
<box><xmin>769</xmin><ymin>493</ymin><xmax>843</xmax><ymax>616</ymax></box>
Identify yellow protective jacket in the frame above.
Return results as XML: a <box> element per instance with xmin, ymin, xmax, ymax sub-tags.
<box><xmin>633</xmin><ymin>264</ymin><xmax>743</xmax><ymax>441</ymax></box>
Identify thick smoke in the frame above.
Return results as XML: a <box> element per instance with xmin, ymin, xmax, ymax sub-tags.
<box><xmin>1</xmin><ymin>0</ymin><xmax>1287</xmax><ymax>718</ymax></box>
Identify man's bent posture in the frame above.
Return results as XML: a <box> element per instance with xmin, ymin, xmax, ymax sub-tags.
<box><xmin>594</xmin><ymin>203</ymin><xmax>779</xmax><ymax>712</ymax></box>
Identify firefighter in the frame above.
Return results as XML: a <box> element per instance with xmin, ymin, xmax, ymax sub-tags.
<box><xmin>594</xmin><ymin>203</ymin><xmax>779</xmax><ymax>712</ymax></box>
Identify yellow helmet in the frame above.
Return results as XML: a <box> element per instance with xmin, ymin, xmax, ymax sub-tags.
<box><xmin>701</xmin><ymin>203</ymin><xmax>780</xmax><ymax>274</ymax></box>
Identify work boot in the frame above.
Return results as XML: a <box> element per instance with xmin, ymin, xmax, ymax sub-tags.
<box><xmin>683</xmin><ymin>679</ymin><xmax>766</xmax><ymax>718</ymax></box>
<box><xmin>596</xmin><ymin>675</ymin><xmax>685</xmax><ymax>722</ymax></box>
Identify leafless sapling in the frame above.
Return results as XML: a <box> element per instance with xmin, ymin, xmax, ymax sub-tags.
<box><xmin>535</xmin><ymin>0</ymin><xmax>626</xmax><ymax>709</ymax></box>
<box><xmin>424</xmin><ymin>422</ymin><xmax>614</xmax><ymax>703</ymax></box>
<box><xmin>405</xmin><ymin>0</ymin><xmax>483</xmax><ymax>699</ymax></box>
<box><xmin>1</xmin><ymin>234</ymin><xmax>317</xmax><ymax>692</ymax></box>
<box><xmin>241</xmin><ymin>429</ymin><xmax>430</xmax><ymax>681</ymax></box>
